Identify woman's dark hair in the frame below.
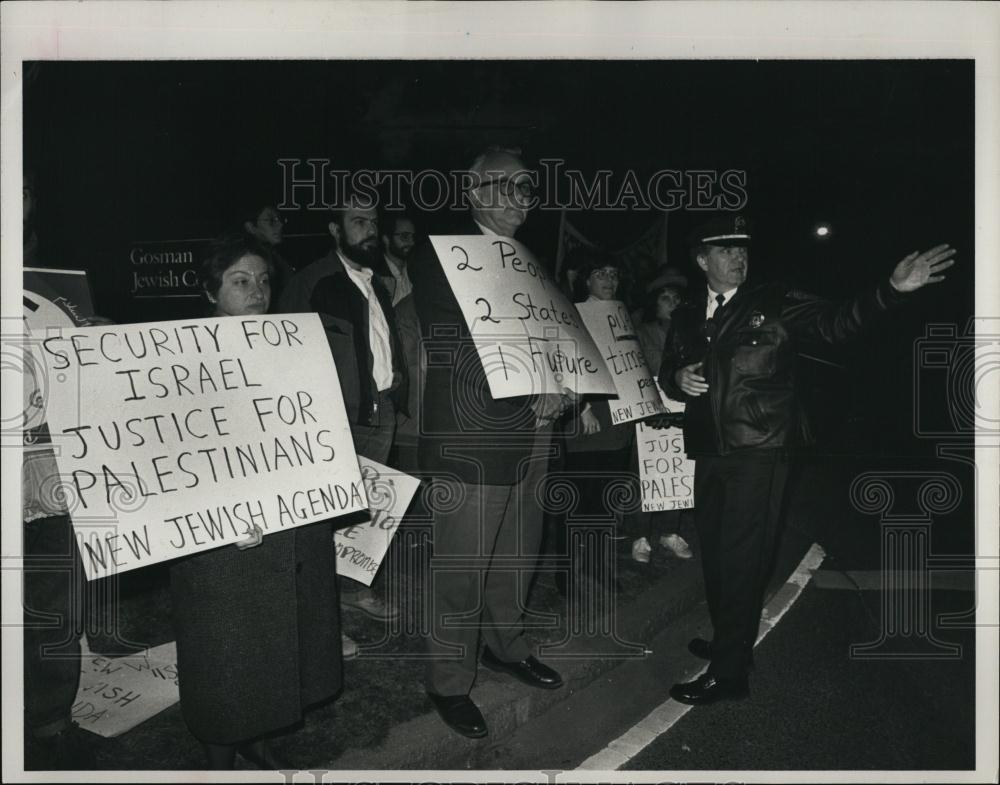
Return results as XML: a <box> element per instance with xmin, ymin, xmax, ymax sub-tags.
<box><xmin>568</xmin><ymin>247</ymin><xmax>619</xmax><ymax>302</ymax></box>
<box><xmin>200</xmin><ymin>233</ymin><xmax>277</xmax><ymax>304</ymax></box>
<box><xmin>639</xmin><ymin>283</ymin><xmax>684</xmax><ymax>323</ymax></box>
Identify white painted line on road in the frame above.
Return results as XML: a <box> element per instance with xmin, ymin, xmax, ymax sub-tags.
<box><xmin>576</xmin><ymin>542</ymin><xmax>827</xmax><ymax>771</ymax></box>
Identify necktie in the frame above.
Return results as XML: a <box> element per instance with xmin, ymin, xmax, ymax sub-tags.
<box><xmin>704</xmin><ymin>294</ymin><xmax>727</xmax><ymax>343</ymax></box>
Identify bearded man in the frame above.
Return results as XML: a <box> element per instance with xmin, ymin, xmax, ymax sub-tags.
<box><xmin>279</xmin><ymin>194</ymin><xmax>409</xmax><ymax>653</ymax></box>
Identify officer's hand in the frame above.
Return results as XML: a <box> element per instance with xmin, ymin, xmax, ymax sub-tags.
<box><xmin>890</xmin><ymin>244</ymin><xmax>956</xmax><ymax>292</ymax></box>
<box><xmin>676</xmin><ymin>362</ymin><xmax>708</xmax><ymax>396</ymax></box>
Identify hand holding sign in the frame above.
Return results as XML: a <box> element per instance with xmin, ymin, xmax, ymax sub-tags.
<box><xmin>636</xmin><ymin>380</ymin><xmax>695</xmax><ymax>512</ymax></box>
<box><xmin>40</xmin><ymin>314</ymin><xmax>367</xmax><ymax>580</ymax></box>
<box><xmin>429</xmin><ymin>236</ymin><xmax>616</xmax><ymax>400</ymax></box>
<box><xmin>576</xmin><ymin>300</ymin><xmax>666</xmax><ymax>424</ymax></box>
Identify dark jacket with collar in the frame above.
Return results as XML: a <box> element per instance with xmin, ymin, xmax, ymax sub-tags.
<box><xmin>658</xmin><ymin>278</ymin><xmax>907</xmax><ymax>457</ymax></box>
<box><xmin>278</xmin><ymin>250</ymin><xmax>408</xmax><ymax>428</ymax></box>
<box><xmin>409</xmin><ymin>221</ymin><xmax>538</xmax><ymax>485</ymax></box>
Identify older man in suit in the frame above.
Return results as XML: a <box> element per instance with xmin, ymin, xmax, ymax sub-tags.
<box><xmin>410</xmin><ymin>147</ymin><xmax>567</xmax><ymax>738</ymax></box>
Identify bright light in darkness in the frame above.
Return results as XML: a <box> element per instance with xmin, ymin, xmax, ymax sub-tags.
<box><xmin>814</xmin><ymin>223</ymin><xmax>832</xmax><ymax>238</ymax></box>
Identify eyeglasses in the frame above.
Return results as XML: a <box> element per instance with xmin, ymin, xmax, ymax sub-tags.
<box><xmin>591</xmin><ymin>268</ymin><xmax>620</xmax><ymax>281</ymax></box>
<box><xmin>392</xmin><ymin>232</ymin><xmax>416</xmax><ymax>241</ymax></box>
<box><xmin>472</xmin><ymin>176</ymin><xmax>535</xmax><ymax>204</ymax></box>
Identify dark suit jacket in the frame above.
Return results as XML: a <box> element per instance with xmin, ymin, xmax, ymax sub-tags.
<box><xmin>279</xmin><ymin>251</ymin><xmax>408</xmax><ymax>428</ymax></box>
<box><xmin>409</xmin><ymin>222</ymin><xmax>538</xmax><ymax>485</ymax></box>
<box><xmin>658</xmin><ymin>278</ymin><xmax>907</xmax><ymax>456</ymax></box>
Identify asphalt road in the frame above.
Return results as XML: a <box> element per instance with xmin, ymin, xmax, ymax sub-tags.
<box><xmin>488</xmin><ymin>458</ymin><xmax>979</xmax><ymax>774</ymax></box>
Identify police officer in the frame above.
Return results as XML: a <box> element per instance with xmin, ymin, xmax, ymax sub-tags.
<box><xmin>658</xmin><ymin>212</ymin><xmax>955</xmax><ymax>704</ymax></box>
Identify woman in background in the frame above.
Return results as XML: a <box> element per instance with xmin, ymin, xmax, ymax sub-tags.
<box><xmin>553</xmin><ymin>251</ymin><xmax>634</xmax><ymax>594</ymax></box>
<box><xmin>169</xmin><ymin>234</ymin><xmax>342</xmax><ymax>770</ymax></box>
<box><xmin>628</xmin><ymin>268</ymin><xmax>694</xmax><ymax>563</ymax></box>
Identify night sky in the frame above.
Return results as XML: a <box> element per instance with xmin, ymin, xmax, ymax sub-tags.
<box><xmin>22</xmin><ymin>58</ymin><xmax>975</xmax><ymax>456</ymax></box>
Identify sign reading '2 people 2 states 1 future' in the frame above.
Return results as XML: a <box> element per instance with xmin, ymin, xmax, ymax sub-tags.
<box><xmin>39</xmin><ymin>314</ymin><xmax>367</xmax><ymax>580</ymax></box>
<box><xmin>575</xmin><ymin>299</ymin><xmax>666</xmax><ymax>424</ymax></box>
<box><xmin>430</xmin><ymin>236</ymin><xmax>616</xmax><ymax>399</ymax></box>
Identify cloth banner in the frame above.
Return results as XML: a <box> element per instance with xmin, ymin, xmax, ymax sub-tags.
<box><xmin>334</xmin><ymin>458</ymin><xmax>421</xmax><ymax>585</ymax></box>
<box><xmin>554</xmin><ymin>210</ymin><xmax>599</xmax><ymax>277</ymax></box>
<box><xmin>429</xmin><ymin>235</ymin><xmax>616</xmax><ymax>399</ymax></box>
<box><xmin>39</xmin><ymin>313</ymin><xmax>367</xmax><ymax>580</ymax></box>
<box><xmin>557</xmin><ymin>213</ymin><xmax>668</xmax><ymax>284</ymax></box>
<box><xmin>636</xmin><ymin>387</ymin><xmax>695</xmax><ymax>512</ymax></box>
<box><xmin>575</xmin><ymin>299</ymin><xmax>665</xmax><ymax>424</ymax></box>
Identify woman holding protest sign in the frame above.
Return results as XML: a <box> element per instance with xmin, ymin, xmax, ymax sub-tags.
<box><xmin>551</xmin><ymin>251</ymin><xmax>634</xmax><ymax>596</ymax></box>
<box><xmin>169</xmin><ymin>234</ymin><xmax>342</xmax><ymax>770</ymax></box>
<box><xmin>628</xmin><ymin>269</ymin><xmax>695</xmax><ymax>563</ymax></box>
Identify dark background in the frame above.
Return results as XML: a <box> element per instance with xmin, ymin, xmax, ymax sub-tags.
<box><xmin>22</xmin><ymin>59</ymin><xmax>975</xmax><ymax>460</ymax></box>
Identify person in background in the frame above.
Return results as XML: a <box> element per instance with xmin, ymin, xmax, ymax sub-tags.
<box><xmin>279</xmin><ymin>194</ymin><xmax>409</xmax><ymax>658</ymax></box>
<box><xmin>241</xmin><ymin>201</ymin><xmax>295</xmax><ymax>299</ymax></box>
<box><xmin>542</xmin><ymin>245</ymin><xmax>589</xmax><ymax>582</ymax></box>
<box><xmin>628</xmin><ymin>267</ymin><xmax>694</xmax><ymax>563</ymax></box>
<box><xmin>22</xmin><ymin>169</ymin><xmax>97</xmax><ymax>771</ymax></box>
<box><xmin>553</xmin><ymin>251</ymin><xmax>634</xmax><ymax>594</ymax></box>
<box><xmin>170</xmin><ymin>234</ymin><xmax>342</xmax><ymax>769</ymax></box>
<box><xmin>555</xmin><ymin>245</ymin><xmax>587</xmax><ymax>301</ymax></box>
<box><xmin>380</xmin><ymin>212</ymin><xmax>423</xmax><ymax>474</ymax></box>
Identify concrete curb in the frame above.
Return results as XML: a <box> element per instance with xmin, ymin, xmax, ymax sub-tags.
<box><xmin>322</xmin><ymin>557</ymin><xmax>705</xmax><ymax>770</ymax></box>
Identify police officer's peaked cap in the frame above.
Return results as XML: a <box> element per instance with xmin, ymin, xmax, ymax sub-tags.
<box><xmin>688</xmin><ymin>213</ymin><xmax>752</xmax><ymax>248</ymax></box>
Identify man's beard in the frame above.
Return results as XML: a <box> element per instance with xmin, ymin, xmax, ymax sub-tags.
<box><xmin>342</xmin><ymin>238</ymin><xmax>386</xmax><ymax>272</ymax></box>
<box><xmin>390</xmin><ymin>241</ymin><xmax>413</xmax><ymax>261</ymax></box>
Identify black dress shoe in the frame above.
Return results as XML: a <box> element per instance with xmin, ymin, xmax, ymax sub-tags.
<box><xmin>688</xmin><ymin>637</ymin><xmax>712</xmax><ymax>660</ymax></box>
<box><xmin>481</xmin><ymin>647</ymin><xmax>563</xmax><ymax>689</ymax></box>
<box><xmin>669</xmin><ymin>672</ymin><xmax>749</xmax><ymax>705</ymax></box>
<box><xmin>427</xmin><ymin>692</ymin><xmax>488</xmax><ymax>739</ymax></box>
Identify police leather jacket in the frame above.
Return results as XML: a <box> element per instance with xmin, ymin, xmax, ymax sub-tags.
<box><xmin>657</xmin><ymin>279</ymin><xmax>907</xmax><ymax>456</ymax></box>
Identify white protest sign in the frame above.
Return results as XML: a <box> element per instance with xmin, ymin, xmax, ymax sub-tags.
<box><xmin>429</xmin><ymin>235</ymin><xmax>616</xmax><ymax>399</ymax></box>
<box><xmin>21</xmin><ymin>268</ymin><xmax>95</xmax><ymax>453</ymax></box>
<box><xmin>73</xmin><ymin>641</ymin><xmax>179</xmax><ymax>738</ymax></box>
<box><xmin>334</xmin><ymin>457</ymin><xmax>421</xmax><ymax>585</ymax></box>
<box><xmin>636</xmin><ymin>392</ymin><xmax>695</xmax><ymax>512</ymax></box>
<box><xmin>575</xmin><ymin>299</ymin><xmax>666</xmax><ymax>425</ymax></box>
<box><xmin>39</xmin><ymin>314</ymin><xmax>367</xmax><ymax>580</ymax></box>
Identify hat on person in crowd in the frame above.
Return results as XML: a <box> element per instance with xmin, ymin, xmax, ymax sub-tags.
<box><xmin>688</xmin><ymin>212</ymin><xmax>752</xmax><ymax>248</ymax></box>
<box><xmin>647</xmin><ymin>265</ymin><xmax>689</xmax><ymax>291</ymax></box>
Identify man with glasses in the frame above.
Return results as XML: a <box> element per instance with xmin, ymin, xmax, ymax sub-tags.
<box><xmin>380</xmin><ymin>213</ymin><xmax>417</xmax><ymax>306</ymax></box>
<box><xmin>658</xmin><ymin>212</ymin><xmax>956</xmax><ymax>706</ymax></box>
<box><xmin>242</xmin><ymin>201</ymin><xmax>295</xmax><ymax>299</ymax></box>
<box><xmin>410</xmin><ymin>147</ymin><xmax>564</xmax><ymax>739</ymax></box>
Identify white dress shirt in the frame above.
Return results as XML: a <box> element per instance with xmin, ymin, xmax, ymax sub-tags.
<box><xmin>706</xmin><ymin>287</ymin><xmax>739</xmax><ymax>319</ymax></box>
<box><xmin>339</xmin><ymin>252</ymin><xmax>394</xmax><ymax>392</ymax></box>
<box><xmin>383</xmin><ymin>253</ymin><xmax>413</xmax><ymax>306</ymax></box>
